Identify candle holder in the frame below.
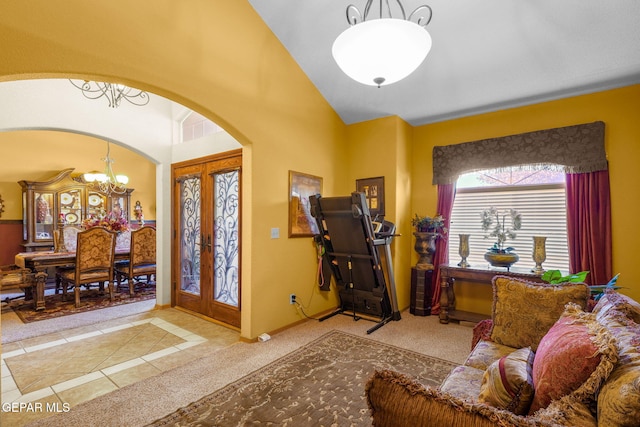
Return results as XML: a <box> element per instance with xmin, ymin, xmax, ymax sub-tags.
<box><xmin>532</xmin><ymin>236</ymin><xmax>547</xmax><ymax>274</ymax></box>
<box><xmin>458</xmin><ymin>234</ymin><xmax>470</xmax><ymax>268</ymax></box>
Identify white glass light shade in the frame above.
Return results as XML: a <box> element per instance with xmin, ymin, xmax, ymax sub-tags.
<box><xmin>116</xmin><ymin>175</ymin><xmax>129</xmax><ymax>185</ymax></box>
<box><xmin>94</xmin><ymin>173</ymin><xmax>109</xmax><ymax>183</ymax></box>
<box><xmin>332</xmin><ymin>19</ymin><xmax>432</xmax><ymax>86</ymax></box>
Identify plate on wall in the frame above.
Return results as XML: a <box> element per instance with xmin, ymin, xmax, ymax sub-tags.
<box><xmin>88</xmin><ymin>194</ymin><xmax>102</xmax><ymax>207</ymax></box>
<box><xmin>60</xmin><ymin>193</ymin><xmax>73</xmax><ymax>206</ymax></box>
<box><xmin>65</xmin><ymin>213</ymin><xmax>78</xmax><ymax>223</ymax></box>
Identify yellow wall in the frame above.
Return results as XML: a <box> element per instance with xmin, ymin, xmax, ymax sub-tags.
<box><xmin>345</xmin><ymin>116</ymin><xmax>413</xmax><ymax>310</ymax></box>
<box><xmin>412</xmin><ymin>84</ymin><xmax>640</xmax><ymax>307</ymax></box>
<box><xmin>0</xmin><ymin>131</ymin><xmax>156</xmax><ymax>220</ymax></box>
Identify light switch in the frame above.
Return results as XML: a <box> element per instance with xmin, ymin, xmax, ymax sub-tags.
<box><xmin>271</xmin><ymin>227</ymin><xmax>280</xmax><ymax>239</ymax></box>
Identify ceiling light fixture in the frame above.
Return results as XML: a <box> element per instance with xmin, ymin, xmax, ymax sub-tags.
<box><xmin>83</xmin><ymin>142</ymin><xmax>129</xmax><ymax>195</ymax></box>
<box><xmin>332</xmin><ymin>0</ymin><xmax>433</xmax><ymax>87</ymax></box>
<box><xmin>69</xmin><ymin>79</ymin><xmax>149</xmax><ymax>108</ymax></box>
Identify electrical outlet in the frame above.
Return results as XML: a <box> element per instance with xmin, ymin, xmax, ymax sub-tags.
<box><xmin>289</xmin><ymin>293</ymin><xmax>296</xmax><ymax>305</ymax></box>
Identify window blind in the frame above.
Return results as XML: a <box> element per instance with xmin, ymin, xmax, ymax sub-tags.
<box><xmin>448</xmin><ymin>184</ymin><xmax>569</xmax><ymax>271</ymax></box>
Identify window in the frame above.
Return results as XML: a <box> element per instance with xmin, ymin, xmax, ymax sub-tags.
<box><xmin>448</xmin><ymin>166</ymin><xmax>569</xmax><ymax>271</ymax></box>
<box><xmin>181</xmin><ymin>111</ymin><xmax>222</xmax><ymax>143</ymax></box>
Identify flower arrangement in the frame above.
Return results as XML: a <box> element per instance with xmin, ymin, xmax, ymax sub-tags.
<box><xmin>481</xmin><ymin>207</ymin><xmax>522</xmax><ymax>253</ymax></box>
<box><xmin>411</xmin><ymin>214</ymin><xmax>447</xmax><ymax>237</ymax></box>
<box><xmin>82</xmin><ymin>211</ymin><xmax>130</xmax><ymax>233</ymax></box>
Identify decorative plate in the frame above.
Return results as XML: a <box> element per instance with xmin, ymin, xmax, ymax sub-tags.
<box><xmin>60</xmin><ymin>193</ymin><xmax>73</xmax><ymax>205</ymax></box>
<box><xmin>88</xmin><ymin>194</ymin><xmax>102</xmax><ymax>207</ymax></box>
<box><xmin>65</xmin><ymin>213</ymin><xmax>78</xmax><ymax>223</ymax></box>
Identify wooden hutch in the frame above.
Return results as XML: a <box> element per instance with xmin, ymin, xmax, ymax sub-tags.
<box><xmin>19</xmin><ymin>168</ymin><xmax>133</xmax><ymax>252</ymax></box>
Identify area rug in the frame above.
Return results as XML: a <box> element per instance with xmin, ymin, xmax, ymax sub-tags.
<box><xmin>148</xmin><ymin>330</ymin><xmax>456</xmax><ymax>426</ymax></box>
<box><xmin>9</xmin><ymin>285</ymin><xmax>155</xmax><ymax>323</ymax></box>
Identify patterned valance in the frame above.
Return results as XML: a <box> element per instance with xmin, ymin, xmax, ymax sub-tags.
<box><xmin>432</xmin><ymin>121</ymin><xmax>607</xmax><ymax>185</ymax></box>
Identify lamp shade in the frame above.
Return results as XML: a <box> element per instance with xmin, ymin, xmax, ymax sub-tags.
<box><xmin>332</xmin><ymin>18</ymin><xmax>432</xmax><ymax>86</ymax></box>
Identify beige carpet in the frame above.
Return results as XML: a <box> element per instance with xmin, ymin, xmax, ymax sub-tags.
<box><xmin>26</xmin><ymin>311</ymin><xmax>474</xmax><ymax>427</ymax></box>
<box><xmin>148</xmin><ymin>330</ymin><xmax>457</xmax><ymax>426</ymax></box>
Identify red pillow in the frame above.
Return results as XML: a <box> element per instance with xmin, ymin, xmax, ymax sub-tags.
<box><xmin>528</xmin><ymin>304</ymin><xmax>617</xmax><ymax>414</ymax></box>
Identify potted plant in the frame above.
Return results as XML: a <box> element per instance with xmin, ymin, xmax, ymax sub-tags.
<box><xmin>411</xmin><ymin>214</ymin><xmax>447</xmax><ymax>268</ymax></box>
<box><xmin>411</xmin><ymin>214</ymin><xmax>447</xmax><ymax>234</ymax></box>
<box><xmin>480</xmin><ymin>207</ymin><xmax>522</xmax><ymax>269</ymax></box>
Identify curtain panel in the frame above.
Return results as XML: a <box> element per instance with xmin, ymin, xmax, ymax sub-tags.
<box><xmin>566</xmin><ymin>171</ymin><xmax>613</xmax><ymax>284</ymax></box>
<box><xmin>432</xmin><ymin>121</ymin><xmax>607</xmax><ymax>185</ymax></box>
<box><xmin>431</xmin><ymin>183</ymin><xmax>456</xmax><ymax>314</ymax></box>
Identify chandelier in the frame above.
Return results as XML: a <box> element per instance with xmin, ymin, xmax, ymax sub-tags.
<box><xmin>332</xmin><ymin>0</ymin><xmax>433</xmax><ymax>87</ymax></box>
<box><xmin>83</xmin><ymin>142</ymin><xmax>129</xmax><ymax>195</ymax></box>
<box><xmin>69</xmin><ymin>80</ymin><xmax>149</xmax><ymax>108</ymax></box>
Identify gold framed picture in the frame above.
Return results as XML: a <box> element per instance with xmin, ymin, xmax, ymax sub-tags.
<box><xmin>356</xmin><ymin>176</ymin><xmax>385</xmax><ymax>217</ymax></box>
<box><xmin>288</xmin><ymin>170</ymin><xmax>322</xmax><ymax>237</ymax></box>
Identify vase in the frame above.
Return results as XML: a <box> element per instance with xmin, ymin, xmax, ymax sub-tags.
<box><xmin>413</xmin><ymin>231</ymin><xmax>437</xmax><ymax>270</ymax></box>
<box><xmin>458</xmin><ymin>234</ymin><xmax>470</xmax><ymax>268</ymax></box>
<box><xmin>532</xmin><ymin>236</ymin><xmax>547</xmax><ymax>274</ymax></box>
<box><xmin>484</xmin><ymin>251</ymin><xmax>519</xmax><ymax>271</ymax></box>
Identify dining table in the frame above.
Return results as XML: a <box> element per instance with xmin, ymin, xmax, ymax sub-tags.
<box><xmin>15</xmin><ymin>250</ymin><xmax>130</xmax><ymax>310</ymax></box>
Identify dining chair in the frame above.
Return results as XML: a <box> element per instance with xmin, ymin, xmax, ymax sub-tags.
<box><xmin>0</xmin><ymin>264</ymin><xmax>33</xmax><ymax>304</ymax></box>
<box><xmin>54</xmin><ymin>225</ymin><xmax>83</xmax><ymax>294</ymax></box>
<box><xmin>58</xmin><ymin>227</ymin><xmax>117</xmax><ymax>308</ymax></box>
<box><xmin>115</xmin><ymin>226</ymin><xmax>156</xmax><ymax>296</ymax></box>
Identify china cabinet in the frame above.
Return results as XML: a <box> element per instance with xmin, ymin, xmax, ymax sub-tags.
<box><xmin>19</xmin><ymin>168</ymin><xmax>133</xmax><ymax>251</ymax></box>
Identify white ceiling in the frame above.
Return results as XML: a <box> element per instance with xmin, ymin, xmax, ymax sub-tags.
<box><xmin>248</xmin><ymin>0</ymin><xmax>640</xmax><ymax>126</ymax></box>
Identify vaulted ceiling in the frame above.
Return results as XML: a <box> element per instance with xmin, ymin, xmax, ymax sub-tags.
<box><xmin>249</xmin><ymin>0</ymin><xmax>640</xmax><ymax>126</ymax></box>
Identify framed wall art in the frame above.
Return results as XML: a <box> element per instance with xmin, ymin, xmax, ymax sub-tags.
<box><xmin>356</xmin><ymin>176</ymin><xmax>385</xmax><ymax>217</ymax></box>
<box><xmin>288</xmin><ymin>170</ymin><xmax>322</xmax><ymax>237</ymax></box>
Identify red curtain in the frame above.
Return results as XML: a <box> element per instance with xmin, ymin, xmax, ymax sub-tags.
<box><xmin>431</xmin><ymin>183</ymin><xmax>456</xmax><ymax>314</ymax></box>
<box><xmin>565</xmin><ymin>170</ymin><xmax>612</xmax><ymax>285</ymax></box>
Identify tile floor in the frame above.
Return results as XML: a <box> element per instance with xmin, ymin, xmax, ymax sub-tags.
<box><xmin>1</xmin><ymin>308</ymin><xmax>239</xmax><ymax>426</ymax></box>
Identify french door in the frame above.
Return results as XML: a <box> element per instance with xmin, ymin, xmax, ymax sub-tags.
<box><xmin>172</xmin><ymin>150</ymin><xmax>241</xmax><ymax>328</ymax></box>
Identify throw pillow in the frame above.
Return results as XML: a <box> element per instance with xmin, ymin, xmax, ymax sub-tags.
<box><xmin>592</xmin><ymin>289</ymin><xmax>640</xmax><ymax>324</ymax></box>
<box><xmin>596</xmin><ymin>310</ymin><xmax>640</xmax><ymax>427</ymax></box>
<box><xmin>528</xmin><ymin>303</ymin><xmax>618</xmax><ymax>414</ymax></box>
<box><xmin>490</xmin><ymin>276</ymin><xmax>590</xmax><ymax>351</ymax></box>
<box><xmin>478</xmin><ymin>347</ymin><xmax>535</xmax><ymax>415</ymax></box>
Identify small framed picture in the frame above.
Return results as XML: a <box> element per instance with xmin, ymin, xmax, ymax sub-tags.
<box><xmin>288</xmin><ymin>171</ymin><xmax>322</xmax><ymax>237</ymax></box>
<box><xmin>356</xmin><ymin>176</ymin><xmax>385</xmax><ymax>217</ymax></box>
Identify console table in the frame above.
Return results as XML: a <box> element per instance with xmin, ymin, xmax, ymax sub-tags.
<box><xmin>439</xmin><ymin>263</ymin><xmax>544</xmax><ymax>324</ymax></box>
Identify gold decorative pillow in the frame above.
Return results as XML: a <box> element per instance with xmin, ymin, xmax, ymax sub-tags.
<box><xmin>478</xmin><ymin>347</ymin><xmax>535</xmax><ymax>415</ymax></box>
<box><xmin>596</xmin><ymin>312</ymin><xmax>640</xmax><ymax>426</ymax></box>
<box><xmin>490</xmin><ymin>276</ymin><xmax>590</xmax><ymax>351</ymax></box>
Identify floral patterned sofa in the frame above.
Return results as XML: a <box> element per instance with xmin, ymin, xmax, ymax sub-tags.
<box><xmin>366</xmin><ymin>276</ymin><xmax>640</xmax><ymax>426</ymax></box>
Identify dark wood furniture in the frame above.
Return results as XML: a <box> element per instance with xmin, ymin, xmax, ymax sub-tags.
<box><xmin>58</xmin><ymin>227</ymin><xmax>117</xmax><ymax>308</ymax></box>
<box><xmin>19</xmin><ymin>168</ymin><xmax>132</xmax><ymax>252</ymax></box>
<box><xmin>410</xmin><ymin>267</ymin><xmax>434</xmax><ymax>316</ymax></box>
<box><xmin>439</xmin><ymin>263</ymin><xmax>544</xmax><ymax>324</ymax></box>
<box><xmin>15</xmin><ymin>249</ymin><xmax>130</xmax><ymax>310</ymax></box>
<box><xmin>115</xmin><ymin>226</ymin><xmax>156</xmax><ymax>296</ymax></box>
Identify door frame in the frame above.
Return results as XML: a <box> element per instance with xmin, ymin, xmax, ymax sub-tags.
<box><xmin>171</xmin><ymin>149</ymin><xmax>242</xmax><ymax>327</ymax></box>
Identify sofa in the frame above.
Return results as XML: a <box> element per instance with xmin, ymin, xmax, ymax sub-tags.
<box><xmin>366</xmin><ymin>276</ymin><xmax>640</xmax><ymax>426</ymax></box>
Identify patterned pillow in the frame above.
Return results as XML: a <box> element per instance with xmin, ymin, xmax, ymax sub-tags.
<box><xmin>528</xmin><ymin>303</ymin><xmax>618</xmax><ymax>414</ymax></box>
<box><xmin>592</xmin><ymin>289</ymin><xmax>640</xmax><ymax>324</ymax></box>
<box><xmin>490</xmin><ymin>276</ymin><xmax>590</xmax><ymax>351</ymax></box>
<box><xmin>478</xmin><ymin>347</ymin><xmax>535</xmax><ymax>415</ymax></box>
<box><xmin>596</xmin><ymin>310</ymin><xmax>640</xmax><ymax>426</ymax></box>
<box><xmin>439</xmin><ymin>365</ymin><xmax>484</xmax><ymax>402</ymax></box>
